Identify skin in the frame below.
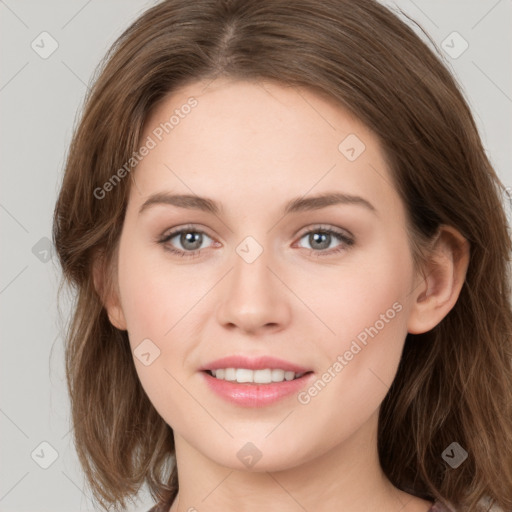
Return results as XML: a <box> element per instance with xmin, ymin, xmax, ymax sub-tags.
<box><xmin>98</xmin><ymin>77</ymin><xmax>469</xmax><ymax>512</ymax></box>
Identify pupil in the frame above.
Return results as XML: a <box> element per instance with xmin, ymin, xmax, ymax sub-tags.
<box><xmin>182</xmin><ymin>232</ymin><xmax>202</xmax><ymax>250</ymax></box>
<box><xmin>311</xmin><ymin>232</ymin><xmax>329</xmax><ymax>250</ymax></box>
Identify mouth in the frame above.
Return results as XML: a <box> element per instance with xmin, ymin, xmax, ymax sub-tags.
<box><xmin>199</xmin><ymin>355</ymin><xmax>315</xmax><ymax>406</ymax></box>
<box><xmin>204</xmin><ymin>368</ymin><xmax>313</xmax><ymax>384</ymax></box>
<box><xmin>200</xmin><ymin>360</ymin><xmax>315</xmax><ymax>407</ymax></box>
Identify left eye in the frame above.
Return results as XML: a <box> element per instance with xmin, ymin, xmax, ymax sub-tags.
<box><xmin>296</xmin><ymin>229</ymin><xmax>352</xmax><ymax>252</ymax></box>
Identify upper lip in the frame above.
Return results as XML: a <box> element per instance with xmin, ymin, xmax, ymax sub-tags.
<box><xmin>200</xmin><ymin>355</ymin><xmax>311</xmax><ymax>373</ymax></box>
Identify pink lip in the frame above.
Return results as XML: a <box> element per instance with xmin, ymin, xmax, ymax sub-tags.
<box><xmin>200</xmin><ymin>355</ymin><xmax>310</xmax><ymax>373</ymax></box>
<box><xmin>201</xmin><ymin>371</ymin><xmax>315</xmax><ymax>408</ymax></box>
<box><xmin>199</xmin><ymin>355</ymin><xmax>314</xmax><ymax>408</ymax></box>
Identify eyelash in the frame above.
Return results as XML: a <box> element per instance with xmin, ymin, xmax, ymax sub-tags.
<box><xmin>157</xmin><ymin>224</ymin><xmax>354</xmax><ymax>259</ymax></box>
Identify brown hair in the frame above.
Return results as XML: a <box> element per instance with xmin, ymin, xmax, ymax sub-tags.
<box><xmin>52</xmin><ymin>0</ymin><xmax>512</xmax><ymax>510</ymax></box>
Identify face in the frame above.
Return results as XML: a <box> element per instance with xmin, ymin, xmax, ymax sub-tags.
<box><xmin>109</xmin><ymin>77</ymin><xmax>420</xmax><ymax>471</ymax></box>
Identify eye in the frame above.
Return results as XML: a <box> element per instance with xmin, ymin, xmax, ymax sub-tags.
<box><xmin>295</xmin><ymin>226</ymin><xmax>354</xmax><ymax>257</ymax></box>
<box><xmin>157</xmin><ymin>226</ymin><xmax>215</xmax><ymax>258</ymax></box>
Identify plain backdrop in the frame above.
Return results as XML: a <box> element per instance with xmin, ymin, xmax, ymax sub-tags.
<box><xmin>1</xmin><ymin>1</ymin><xmax>511</xmax><ymax>511</ymax></box>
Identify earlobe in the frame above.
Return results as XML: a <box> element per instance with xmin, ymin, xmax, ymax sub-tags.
<box><xmin>407</xmin><ymin>226</ymin><xmax>470</xmax><ymax>335</ymax></box>
<box><xmin>106</xmin><ymin>308</ymin><xmax>127</xmax><ymax>331</ymax></box>
<box><xmin>104</xmin><ymin>298</ymin><xmax>128</xmax><ymax>332</ymax></box>
<box><xmin>92</xmin><ymin>254</ymin><xmax>127</xmax><ymax>331</ymax></box>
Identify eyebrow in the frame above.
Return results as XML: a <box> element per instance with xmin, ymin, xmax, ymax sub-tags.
<box><xmin>138</xmin><ymin>191</ymin><xmax>377</xmax><ymax>216</ymax></box>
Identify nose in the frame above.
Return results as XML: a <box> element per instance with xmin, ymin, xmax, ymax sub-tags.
<box><xmin>215</xmin><ymin>245</ymin><xmax>291</xmax><ymax>335</ymax></box>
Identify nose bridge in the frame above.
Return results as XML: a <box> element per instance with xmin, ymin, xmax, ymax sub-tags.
<box><xmin>231</xmin><ymin>234</ymin><xmax>276</xmax><ymax>302</ymax></box>
<box><xmin>215</xmin><ymin>233</ymin><xmax>290</xmax><ymax>332</ymax></box>
<box><xmin>233</xmin><ymin>238</ymin><xmax>270</xmax><ymax>286</ymax></box>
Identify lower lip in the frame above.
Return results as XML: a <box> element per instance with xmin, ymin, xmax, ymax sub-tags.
<box><xmin>201</xmin><ymin>371</ymin><xmax>314</xmax><ymax>407</ymax></box>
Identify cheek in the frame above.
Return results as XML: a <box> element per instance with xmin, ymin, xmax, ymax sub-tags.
<box><xmin>298</xmin><ymin>258</ymin><xmax>412</xmax><ymax>441</ymax></box>
<box><xmin>319</xmin><ymin>236</ymin><xmax>414</xmax><ymax>385</ymax></box>
<box><xmin>324</xmin><ymin>237</ymin><xmax>412</xmax><ymax>341</ymax></box>
<box><xmin>116</xmin><ymin>235</ymin><xmax>193</xmax><ymax>421</ymax></box>
<box><xmin>117</xmin><ymin>233</ymin><xmax>195</xmax><ymax>343</ymax></box>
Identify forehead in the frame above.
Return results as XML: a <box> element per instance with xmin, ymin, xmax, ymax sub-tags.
<box><xmin>142</xmin><ymin>77</ymin><xmax>372</xmax><ymax>160</ymax></box>
<box><xmin>129</xmin><ymin>78</ymin><xmax>401</xmax><ymax>221</ymax></box>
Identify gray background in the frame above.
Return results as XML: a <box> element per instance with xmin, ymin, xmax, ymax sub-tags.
<box><xmin>0</xmin><ymin>1</ymin><xmax>511</xmax><ymax>511</ymax></box>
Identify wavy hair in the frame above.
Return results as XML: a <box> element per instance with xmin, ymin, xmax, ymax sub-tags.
<box><xmin>53</xmin><ymin>0</ymin><xmax>512</xmax><ymax>510</ymax></box>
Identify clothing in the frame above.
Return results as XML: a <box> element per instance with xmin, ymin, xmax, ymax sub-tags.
<box><xmin>147</xmin><ymin>499</ymin><xmax>452</xmax><ymax>511</ymax></box>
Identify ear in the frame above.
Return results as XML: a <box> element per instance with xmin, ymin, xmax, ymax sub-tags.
<box><xmin>407</xmin><ymin>225</ymin><xmax>470</xmax><ymax>334</ymax></box>
<box><xmin>92</xmin><ymin>252</ymin><xmax>127</xmax><ymax>331</ymax></box>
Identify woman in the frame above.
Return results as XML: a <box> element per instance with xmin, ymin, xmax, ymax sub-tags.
<box><xmin>53</xmin><ymin>0</ymin><xmax>512</xmax><ymax>511</ymax></box>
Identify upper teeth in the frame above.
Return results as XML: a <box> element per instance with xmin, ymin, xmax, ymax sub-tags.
<box><xmin>210</xmin><ymin>368</ymin><xmax>304</xmax><ymax>384</ymax></box>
